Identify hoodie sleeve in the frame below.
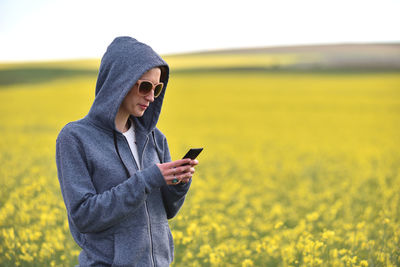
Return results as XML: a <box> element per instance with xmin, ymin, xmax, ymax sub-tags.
<box><xmin>56</xmin><ymin>128</ymin><xmax>166</xmax><ymax>234</ymax></box>
<box><xmin>160</xmin><ymin>137</ymin><xmax>191</xmax><ymax>219</ymax></box>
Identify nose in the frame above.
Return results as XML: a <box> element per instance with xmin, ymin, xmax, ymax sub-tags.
<box><xmin>144</xmin><ymin>89</ymin><xmax>155</xmax><ymax>102</ymax></box>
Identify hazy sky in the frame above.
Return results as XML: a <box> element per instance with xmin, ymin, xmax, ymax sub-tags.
<box><xmin>1</xmin><ymin>0</ymin><xmax>399</xmax><ymax>61</ymax></box>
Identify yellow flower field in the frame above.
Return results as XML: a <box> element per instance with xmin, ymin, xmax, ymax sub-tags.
<box><xmin>0</xmin><ymin>68</ymin><xmax>399</xmax><ymax>266</ymax></box>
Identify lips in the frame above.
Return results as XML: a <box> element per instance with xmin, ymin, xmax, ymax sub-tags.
<box><xmin>138</xmin><ymin>104</ymin><xmax>148</xmax><ymax>109</ymax></box>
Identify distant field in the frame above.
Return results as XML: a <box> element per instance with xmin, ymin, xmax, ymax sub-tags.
<box><xmin>1</xmin><ymin>43</ymin><xmax>399</xmax><ymax>83</ymax></box>
<box><xmin>0</xmin><ymin>45</ymin><xmax>399</xmax><ymax>266</ymax></box>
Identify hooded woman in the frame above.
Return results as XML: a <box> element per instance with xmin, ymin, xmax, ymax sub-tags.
<box><xmin>55</xmin><ymin>36</ymin><xmax>198</xmax><ymax>266</ymax></box>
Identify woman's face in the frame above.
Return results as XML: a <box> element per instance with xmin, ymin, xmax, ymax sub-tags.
<box><xmin>120</xmin><ymin>67</ymin><xmax>161</xmax><ymax>117</ymax></box>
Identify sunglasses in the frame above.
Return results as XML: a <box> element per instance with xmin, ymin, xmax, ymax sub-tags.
<box><xmin>137</xmin><ymin>80</ymin><xmax>164</xmax><ymax>98</ymax></box>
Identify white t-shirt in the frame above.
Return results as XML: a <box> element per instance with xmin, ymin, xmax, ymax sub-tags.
<box><xmin>122</xmin><ymin>119</ymin><xmax>141</xmax><ymax>169</ymax></box>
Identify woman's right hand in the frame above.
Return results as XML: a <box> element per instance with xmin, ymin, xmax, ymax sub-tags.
<box><xmin>156</xmin><ymin>159</ymin><xmax>198</xmax><ymax>185</ymax></box>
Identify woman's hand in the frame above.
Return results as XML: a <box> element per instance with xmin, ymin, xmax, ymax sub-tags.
<box><xmin>157</xmin><ymin>159</ymin><xmax>199</xmax><ymax>185</ymax></box>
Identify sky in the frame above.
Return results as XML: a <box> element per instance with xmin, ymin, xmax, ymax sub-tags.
<box><xmin>0</xmin><ymin>0</ymin><xmax>399</xmax><ymax>61</ymax></box>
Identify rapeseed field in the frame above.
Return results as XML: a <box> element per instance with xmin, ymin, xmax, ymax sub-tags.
<box><xmin>0</xmin><ymin>67</ymin><xmax>399</xmax><ymax>266</ymax></box>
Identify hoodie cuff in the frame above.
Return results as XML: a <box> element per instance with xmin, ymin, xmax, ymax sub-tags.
<box><xmin>142</xmin><ymin>164</ymin><xmax>167</xmax><ymax>193</ymax></box>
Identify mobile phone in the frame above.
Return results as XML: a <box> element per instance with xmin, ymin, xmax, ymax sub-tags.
<box><xmin>182</xmin><ymin>148</ymin><xmax>203</xmax><ymax>160</ymax></box>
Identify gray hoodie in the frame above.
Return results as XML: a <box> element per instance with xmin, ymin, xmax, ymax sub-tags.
<box><xmin>56</xmin><ymin>36</ymin><xmax>191</xmax><ymax>266</ymax></box>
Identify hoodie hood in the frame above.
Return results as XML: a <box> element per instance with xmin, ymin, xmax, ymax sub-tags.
<box><xmin>87</xmin><ymin>36</ymin><xmax>169</xmax><ymax>134</ymax></box>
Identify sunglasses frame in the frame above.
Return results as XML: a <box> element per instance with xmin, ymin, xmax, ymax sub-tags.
<box><xmin>136</xmin><ymin>79</ymin><xmax>164</xmax><ymax>98</ymax></box>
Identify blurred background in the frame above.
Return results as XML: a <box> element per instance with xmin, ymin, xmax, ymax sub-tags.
<box><xmin>1</xmin><ymin>0</ymin><xmax>399</xmax><ymax>61</ymax></box>
<box><xmin>1</xmin><ymin>0</ymin><xmax>399</xmax><ymax>266</ymax></box>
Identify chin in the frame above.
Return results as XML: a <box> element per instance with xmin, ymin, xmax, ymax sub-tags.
<box><xmin>133</xmin><ymin>111</ymin><xmax>145</xmax><ymax>117</ymax></box>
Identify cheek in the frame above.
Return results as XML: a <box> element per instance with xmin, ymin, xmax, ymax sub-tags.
<box><xmin>130</xmin><ymin>90</ymin><xmax>142</xmax><ymax>101</ymax></box>
<box><xmin>125</xmin><ymin>91</ymin><xmax>138</xmax><ymax>104</ymax></box>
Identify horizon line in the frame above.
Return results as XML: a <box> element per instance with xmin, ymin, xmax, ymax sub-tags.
<box><xmin>1</xmin><ymin>40</ymin><xmax>399</xmax><ymax>64</ymax></box>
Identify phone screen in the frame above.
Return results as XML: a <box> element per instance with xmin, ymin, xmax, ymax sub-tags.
<box><xmin>182</xmin><ymin>148</ymin><xmax>203</xmax><ymax>160</ymax></box>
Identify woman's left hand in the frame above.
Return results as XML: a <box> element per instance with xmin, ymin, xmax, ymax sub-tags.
<box><xmin>156</xmin><ymin>159</ymin><xmax>199</xmax><ymax>185</ymax></box>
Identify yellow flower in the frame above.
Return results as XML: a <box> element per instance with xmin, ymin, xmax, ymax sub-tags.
<box><xmin>209</xmin><ymin>252</ymin><xmax>220</xmax><ymax>265</ymax></box>
<box><xmin>274</xmin><ymin>221</ymin><xmax>284</xmax><ymax>229</ymax></box>
<box><xmin>306</xmin><ymin>212</ymin><xmax>319</xmax><ymax>222</ymax></box>
<box><xmin>242</xmin><ymin>259</ymin><xmax>254</xmax><ymax>267</ymax></box>
<box><xmin>198</xmin><ymin>244</ymin><xmax>212</xmax><ymax>258</ymax></box>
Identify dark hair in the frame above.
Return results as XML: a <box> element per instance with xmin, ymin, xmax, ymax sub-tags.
<box><xmin>158</xmin><ymin>66</ymin><xmax>169</xmax><ymax>83</ymax></box>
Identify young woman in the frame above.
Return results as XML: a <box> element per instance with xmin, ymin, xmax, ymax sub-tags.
<box><xmin>56</xmin><ymin>36</ymin><xmax>198</xmax><ymax>266</ymax></box>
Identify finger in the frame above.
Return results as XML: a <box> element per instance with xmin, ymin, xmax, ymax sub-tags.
<box><xmin>190</xmin><ymin>159</ymin><xmax>199</xmax><ymax>166</ymax></box>
<box><xmin>158</xmin><ymin>160</ymin><xmax>180</xmax><ymax>170</ymax></box>
<box><xmin>177</xmin><ymin>167</ymin><xmax>195</xmax><ymax>178</ymax></box>
<box><xmin>164</xmin><ymin>164</ymin><xmax>192</xmax><ymax>176</ymax></box>
<box><xmin>164</xmin><ymin>168</ymin><xmax>179</xmax><ymax>177</ymax></box>
<box><xmin>177</xmin><ymin>171</ymin><xmax>193</xmax><ymax>180</ymax></box>
<box><xmin>178</xmin><ymin>165</ymin><xmax>194</xmax><ymax>174</ymax></box>
<box><xmin>166</xmin><ymin>173</ymin><xmax>179</xmax><ymax>181</ymax></box>
<box><xmin>166</xmin><ymin>173</ymin><xmax>181</xmax><ymax>183</ymax></box>
<box><xmin>170</xmin><ymin>158</ymin><xmax>192</xmax><ymax>167</ymax></box>
<box><xmin>182</xmin><ymin>175</ymin><xmax>192</xmax><ymax>183</ymax></box>
<box><xmin>168</xmin><ymin>175</ymin><xmax>181</xmax><ymax>185</ymax></box>
<box><xmin>181</xmin><ymin>167</ymin><xmax>195</xmax><ymax>175</ymax></box>
<box><xmin>167</xmin><ymin>174</ymin><xmax>183</xmax><ymax>182</ymax></box>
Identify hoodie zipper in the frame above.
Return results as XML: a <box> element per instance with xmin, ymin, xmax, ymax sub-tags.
<box><xmin>141</xmin><ymin>136</ymin><xmax>156</xmax><ymax>267</ymax></box>
<box><xmin>120</xmin><ymin>134</ymin><xmax>156</xmax><ymax>267</ymax></box>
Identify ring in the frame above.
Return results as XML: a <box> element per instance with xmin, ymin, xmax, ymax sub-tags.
<box><xmin>172</xmin><ymin>178</ymin><xmax>179</xmax><ymax>184</ymax></box>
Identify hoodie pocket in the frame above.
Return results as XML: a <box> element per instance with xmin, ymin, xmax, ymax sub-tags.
<box><xmin>112</xmin><ymin>225</ymin><xmax>151</xmax><ymax>266</ymax></box>
<box><xmin>151</xmin><ymin>223</ymin><xmax>174</xmax><ymax>266</ymax></box>
<box><xmin>112</xmin><ymin>223</ymin><xmax>174</xmax><ymax>267</ymax></box>
<box><xmin>83</xmin><ymin>232</ymin><xmax>115</xmax><ymax>264</ymax></box>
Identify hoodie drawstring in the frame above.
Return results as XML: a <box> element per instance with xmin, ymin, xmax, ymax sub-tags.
<box><xmin>113</xmin><ymin>130</ymin><xmax>130</xmax><ymax>178</ymax></box>
<box><xmin>113</xmin><ymin>130</ymin><xmax>164</xmax><ymax>179</ymax></box>
<box><xmin>152</xmin><ymin>130</ymin><xmax>163</xmax><ymax>164</ymax></box>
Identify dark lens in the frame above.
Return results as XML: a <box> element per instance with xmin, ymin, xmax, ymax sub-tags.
<box><xmin>138</xmin><ymin>81</ymin><xmax>153</xmax><ymax>95</ymax></box>
<box><xmin>154</xmin><ymin>83</ymin><xmax>163</xmax><ymax>98</ymax></box>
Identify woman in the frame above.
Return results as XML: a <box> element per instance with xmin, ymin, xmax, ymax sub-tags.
<box><xmin>56</xmin><ymin>36</ymin><xmax>198</xmax><ymax>266</ymax></box>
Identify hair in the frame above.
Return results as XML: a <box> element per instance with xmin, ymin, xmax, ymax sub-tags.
<box><xmin>158</xmin><ymin>66</ymin><xmax>168</xmax><ymax>83</ymax></box>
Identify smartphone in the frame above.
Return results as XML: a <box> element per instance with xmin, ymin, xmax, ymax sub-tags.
<box><xmin>182</xmin><ymin>148</ymin><xmax>203</xmax><ymax>160</ymax></box>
